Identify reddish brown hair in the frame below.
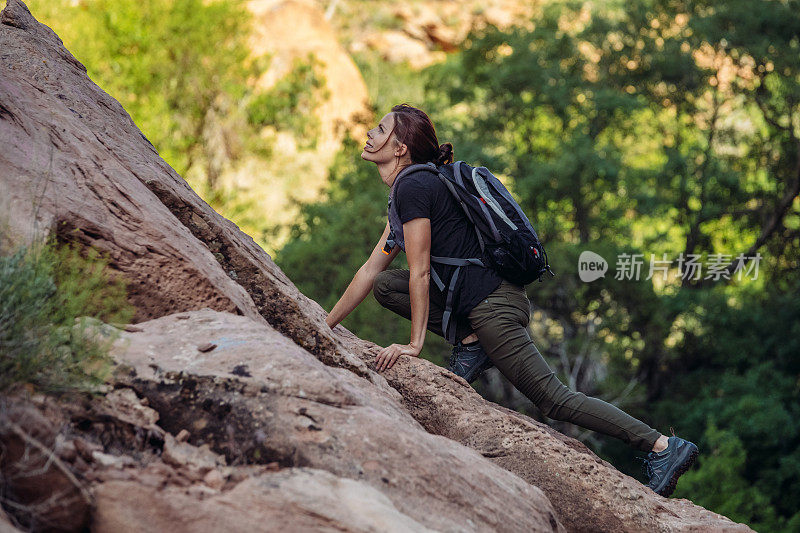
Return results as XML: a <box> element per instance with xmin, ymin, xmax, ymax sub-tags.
<box><xmin>391</xmin><ymin>103</ymin><xmax>454</xmax><ymax>165</ymax></box>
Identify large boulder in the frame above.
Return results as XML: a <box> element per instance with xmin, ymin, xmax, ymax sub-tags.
<box><xmin>92</xmin><ymin>470</ymin><xmax>436</xmax><ymax>533</ymax></box>
<box><xmin>0</xmin><ymin>1</ymin><xmax>752</xmax><ymax>531</ymax></box>
<box><xmin>100</xmin><ymin>309</ymin><xmax>562</xmax><ymax>532</ymax></box>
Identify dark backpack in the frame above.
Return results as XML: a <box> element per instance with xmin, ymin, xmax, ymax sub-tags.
<box><xmin>385</xmin><ymin>160</ymin><xmax>555</xmax><ymax>344</ymax></box>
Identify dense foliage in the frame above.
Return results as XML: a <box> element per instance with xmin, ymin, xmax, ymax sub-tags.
<box><xmin>27</xmin><ymin>0</ymin><xmax>327</xmax><ymax>208</ymax></box>
<box><xmin>663</xmin><ymin>282</ymin><xmax>800</xmax><ymax>530</ymax></box>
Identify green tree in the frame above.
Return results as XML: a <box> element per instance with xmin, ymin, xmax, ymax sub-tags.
<box><xmin>428</xmin><ymin>3</ymin><xmax>640</xmax><ymax>246</ymax></box>
<box><xmin>27</xmin><ymin>0</ymin><xmax>327</xmax><ymax>193</ymax></box>
<box><xmin>423</xmin><ymin>4</ymin><xmax>799</xmax><ymax>528</ymax></box>
<box><xmin>674</xmin><ymin>422</ymin><xmax>787</xmax><ymax>531</ymax></box>
<box><xmin>27</xmin><ymin>0</ymin><xmax>259</xmax><ymax>188</ymax></box>
<box><xmin>584</xmin><ymin>0</ymin><xmax>800</xmax><ymax>289</ymax></box>
<box><xmin>246</xmin><ymin>52</ymin><xmax>328</xmax><ymax>149</ymax></box>
<box><xmin>654</xmin><ymin>279</ymin><xmax>800</xmax><ymax>528</ymax></box>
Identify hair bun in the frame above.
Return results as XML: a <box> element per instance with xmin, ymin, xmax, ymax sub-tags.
<box><xmin>434</xmin><ymin>142</ymin><xmax>454</xmax><ymax>166</ymax></box>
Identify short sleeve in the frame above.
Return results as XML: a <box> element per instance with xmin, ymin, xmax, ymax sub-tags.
<box><xmin>395</xmin><ymin>174</ymin><xmax>433</xmax><ymax>224</ymax></box>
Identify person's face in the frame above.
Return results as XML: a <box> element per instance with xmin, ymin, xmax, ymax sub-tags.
<box><xmin>361</xmin><ymin>112</ymin><xmax>401</xmax><ymax>164</ymax></box>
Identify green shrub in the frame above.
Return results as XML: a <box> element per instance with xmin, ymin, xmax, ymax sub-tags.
<box><xmin>0</xmin><ymin>235</ymin><xmax>134</xmax><ymax>393</ymax></box>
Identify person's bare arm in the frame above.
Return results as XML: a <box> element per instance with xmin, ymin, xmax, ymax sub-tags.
<box><xmin>375</xmin><ymin>217</ymin><xmax>431</xmax><ymax>371</ymax></box>
<box><xmin>325</xmin><ymin>220</ymin><xmax>401</xmax><ymax>330</ymax></box>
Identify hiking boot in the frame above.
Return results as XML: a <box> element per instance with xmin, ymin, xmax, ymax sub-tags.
<box><xmin>448</xmin><ymin>339</ymin><xmax>493</xmax><ymax>383</ymax></box>
<box><xmin>643</xmin><ymin>435</ymin><xmax>699</xmax><ymax>497</ymax></box>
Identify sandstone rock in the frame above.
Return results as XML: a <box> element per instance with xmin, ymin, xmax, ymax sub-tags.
<box><xmin>161</xmin><ymin>433</ymin><xmax>226</xmax><ymax>473</ymax></box>
<box><xmin>391</xmin><ymin>4</ymin><xmax>459</xmax><ymax>52</ymax></box>
<box><xmin>93</xmin><ymin>469</ymin><xmax>435</xmax><ymax>533</ymax></box>
<box><xmin>100</xmin><ymin>387</ymin><xmax>160</xmax><ymax>428</ymax></box>
<box><xmin>106</xmin><ymin>309</ymin><xmax>750</xmax><ymax>532</ymax></box>
<box><xmin>338</xmin><ymin>331</ymin><xmax>753</xmax><ymax>533</ymax></box>
<box><xmin>346</xmin><ymin>0</ymin><xmax>537</xmax><ymax>70</ymax></box>
<box><xmin>247</xmin><ymin>0</ymin><xmax>370</xmax><ymax>144</ymax></box>
<box><xmin>108</xmin><ymin>310</ymin><xmax>563</xmax><ymax>532</ymax></box>
<box><xmin>202</xmin><ymin>469</ymin><xmax>225</xmax><ymax>490</ymax></box>
<box><xmin>90</xmin><ymin>451</ymin><xmax>135</xmax><ymax>469</ymax></box>
<box><xmin>364</xmin><ymin>29</ymin><xmax>446</xmax><ymax>69</ymax></box>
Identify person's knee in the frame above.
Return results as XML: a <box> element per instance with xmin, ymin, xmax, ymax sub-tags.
<box><xmin>372</xmin><ymin>271</ymin><xmax>391</xmax><ymax>303</ymax></box>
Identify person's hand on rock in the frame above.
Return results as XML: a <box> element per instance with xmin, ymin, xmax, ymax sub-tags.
<box><xmin>375</xmin><ymin>343</ymin><xmax>421</xmax><ymax>372</ymax></box>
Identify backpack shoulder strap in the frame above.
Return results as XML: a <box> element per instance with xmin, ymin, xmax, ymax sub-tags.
<box><xmin>427</xmin><ymin>162</ymin><xmax>493</xmax><ymax>345</ymax></box>
<box><xmin>435</xmin><ymin>163</ymin><xmax>487</xmax><ymax>253</ymax></box>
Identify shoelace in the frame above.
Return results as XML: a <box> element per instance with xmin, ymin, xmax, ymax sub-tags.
<box><xmin>455</xmin><ymin>356</ymin><xmax>476</xmax><ymax>373</ymax></box>
<box><xmin>450</xmin><ymin>343</ymin><xmax>473</xmax><ymax>368</ymax></box>
<box><xmin>638</xmin><ymin>456</ymin><xmax>654</xmax><ymax>482</ymax></box>
<box><xmin>640</xmin><ymin>430</ymin><xmax>678</xmax><ymax>482</ymax></box>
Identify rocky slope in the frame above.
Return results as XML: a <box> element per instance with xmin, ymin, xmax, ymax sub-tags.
<box><xmin>0</xmin><ymin>0</ymin><xmax>752</xmax><ymax>531</ymax></box>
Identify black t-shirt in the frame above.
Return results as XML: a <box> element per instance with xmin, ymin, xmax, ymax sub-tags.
<box><xmin>394</xmin><ymin>169</ymin><xmax>504</xmax><ymax>317</ymax></box>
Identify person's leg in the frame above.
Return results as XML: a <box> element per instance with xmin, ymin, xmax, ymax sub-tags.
<box><xmin>373</xmin><ymin>269</ymin><xmax>473</xmax><ymax>344</ymax></box>
<box><xmin>467</xmin><ymin>280</ymin><xmax>661</xmax><ymax>452</ymax></box>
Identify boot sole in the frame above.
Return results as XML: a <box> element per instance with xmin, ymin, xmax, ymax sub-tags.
<box><xmin>654</xmin><ymin>444</ymin><xmax>698</xmax><ymax>497</ymax></box>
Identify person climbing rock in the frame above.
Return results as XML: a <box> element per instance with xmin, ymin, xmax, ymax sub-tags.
<box><xmin>323</xmin><ymin>103</ymin><xmax>697</xmax><ymax>497</ymax></box>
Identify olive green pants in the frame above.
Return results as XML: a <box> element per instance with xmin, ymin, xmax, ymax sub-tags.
<box><xmin>373</xmin><ymin>269</ymin><xmax>661</xmax><ymax>452</ymax></box>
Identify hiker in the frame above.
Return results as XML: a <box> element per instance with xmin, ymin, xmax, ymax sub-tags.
<box><xmin>323</xmin><ymin>103</ymin><xmax>697</xmax><ymax>498</ymax></box>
